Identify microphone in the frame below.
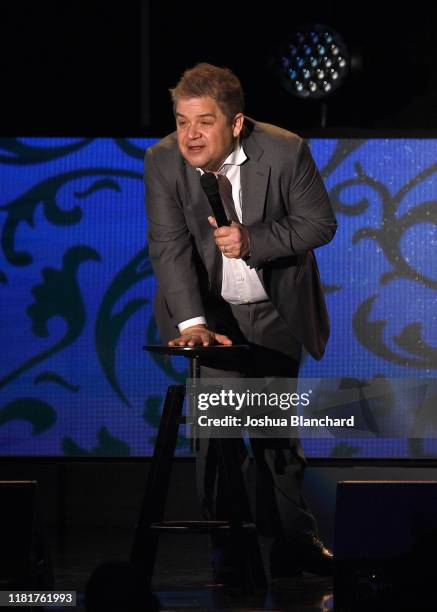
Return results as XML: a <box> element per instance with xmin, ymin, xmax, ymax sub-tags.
<box><xmin>200</xmin><ymin>172</ymin><xmax>231</xmax><ymax>227</ymax></box>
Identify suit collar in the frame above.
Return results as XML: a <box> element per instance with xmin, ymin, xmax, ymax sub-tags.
<box><xmin>240</xmin><ymin>117</ymin><xmax>263</xmax><ymax>160</ymax></box>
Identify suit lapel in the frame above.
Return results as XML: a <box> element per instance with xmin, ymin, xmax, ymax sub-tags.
<box><xmin>240</xmin><ymin>126</ymin><xmax>270</xmax><ymax>225</ymax></box>
<box><xmin>183</xmin><ymin>162</ymin><xmax>219</xmax><ymax>276</ymax></box>
<box><xmin>240</xmin><ymin>162</ymin><xmax>270</xmax><ymax>225</ymax></box>
<box><xmin>240</xmin><ymin>125</ymin><xmax>270</xmax><ymax>285</ymax></box>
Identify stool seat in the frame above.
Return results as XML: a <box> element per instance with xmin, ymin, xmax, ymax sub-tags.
<box><xmin>143</xmin><ymin>344</ymin><xmax>249</xmax><ymax>358</ymax></box>
<box><xmin>150</xmin><ymin>520</ymin><xmax>257</xmax><ymax>534</ymax></box>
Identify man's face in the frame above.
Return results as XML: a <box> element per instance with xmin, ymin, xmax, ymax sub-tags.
<box><xmin>175</xmin><ymin>96</ymin><xmax>243</xmax><ymax>172</ymax></box>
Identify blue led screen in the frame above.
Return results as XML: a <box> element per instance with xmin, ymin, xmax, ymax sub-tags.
<box><xmin>0</xmin><ymin>137</ymin><xmax>436</xmax><ymax>457</ymax></box>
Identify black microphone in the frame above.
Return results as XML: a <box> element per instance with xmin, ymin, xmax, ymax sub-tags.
<box><xmin>200</xmin><ymin>172</ymin><xmax>231</xmax><ymax>227</ymax></box>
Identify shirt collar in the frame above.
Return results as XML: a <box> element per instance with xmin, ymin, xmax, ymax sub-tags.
<box><xmin>196</xmin><ymin>137</ymin><xmax>247</xmax><ymax>174</ymax></box>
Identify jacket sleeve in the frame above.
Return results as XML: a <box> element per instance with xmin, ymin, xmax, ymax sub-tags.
<box><xmin>245</xmin><ymin>139</ymin><xmax>337</xmax><ymax>269</ymax></box>
<box><xmin>144</xmin><ymin>148</ymin><xmax>206</xmax><ymax>328</ymax></box>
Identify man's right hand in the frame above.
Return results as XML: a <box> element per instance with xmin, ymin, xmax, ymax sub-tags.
<box><xmin>168</xmin><ymin>324</ymin><xmax>232</xmax><ymax>347</ymax></box>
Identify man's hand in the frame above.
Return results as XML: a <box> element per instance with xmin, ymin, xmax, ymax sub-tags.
<box><xmin>168</xmin><ymin>324</ymin><xmax>232</xmax><ymax>347</ymax></box>
<box><xmin>208</xmin><ymin>216</ymin><xmax>251</xmax><ymax>259</ymax></box>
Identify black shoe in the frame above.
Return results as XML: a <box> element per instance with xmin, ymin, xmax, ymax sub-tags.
<box><xmin>270</xmin><ymin>535</ymin><xmax>334</xmax><ymax>578</ymax></box>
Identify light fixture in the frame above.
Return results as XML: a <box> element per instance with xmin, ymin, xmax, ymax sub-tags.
<box><xmin>277</xmin><ymin>24</ymin><xmax>349</xmax><ymax>101</ymax></box>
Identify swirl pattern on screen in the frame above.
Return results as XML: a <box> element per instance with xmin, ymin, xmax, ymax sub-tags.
<box><xmin>0</xmin><ymin>137</ymin><xmax>436</xmax><ymax>457</ymax></box>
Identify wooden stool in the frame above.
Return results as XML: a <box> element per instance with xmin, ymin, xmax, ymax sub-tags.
<box><xmin>130</xmin><ymin>345</ymin><xmax>267</xmax><ymax>592</ymax></box>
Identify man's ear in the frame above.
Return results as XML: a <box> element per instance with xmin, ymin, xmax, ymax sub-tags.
<box><xmin>232</xmin><ymin>113</ymin><xmax>244</xmax><ymax>138</ymax></box>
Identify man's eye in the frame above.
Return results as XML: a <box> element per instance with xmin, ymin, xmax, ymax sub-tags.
<box><xmin>178</xmin><ymin>122</ymin><xmax>187</xmax><ymax>128</ymax></box>
<box><xmin>201</xmin><ymin>121</ymin><xmax>213</xmax><ymax>126</ymax></box>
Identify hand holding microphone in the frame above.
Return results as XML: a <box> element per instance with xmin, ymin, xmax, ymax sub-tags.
<box><xmin>200</xmin><ymin>172</ymin><xmax>251</xmax><ymax>259</ymax></box>
<box><xmin>199</xmin><ymin>172</ymin><xmax>231</xmax><ymax>227</ymax></box>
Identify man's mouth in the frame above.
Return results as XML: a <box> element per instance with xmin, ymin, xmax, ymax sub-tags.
<box><xmin>188</xmin><ymin>145</ymin><xmax>205</xmax><ymax>152</ymax></box>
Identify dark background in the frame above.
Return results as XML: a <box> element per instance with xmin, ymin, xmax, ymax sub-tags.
<box><xmin>1</xmin><ymin>1</ymin><xmax>437</xmax><ymax>135</ymax></box>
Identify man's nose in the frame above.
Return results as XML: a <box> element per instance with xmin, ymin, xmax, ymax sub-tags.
<box><xmin>187</xmin><ymin>124</ymin><xmax>201</xmax><ymax>139</ymax></box>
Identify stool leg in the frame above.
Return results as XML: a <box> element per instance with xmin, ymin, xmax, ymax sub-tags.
<box><xmin>130</xmin><ymin>384</ymin><xmax>185</xmax><ymax>581</ymax></box>
<box><xmin>189</xmin><ymin>355</ymin><xmax>200</xmax><ymax>452</ymax></box>
<box><xmin>215</xmin><ymin>438</ymin><xmax>267</xmax><ymax>591</ymax></box>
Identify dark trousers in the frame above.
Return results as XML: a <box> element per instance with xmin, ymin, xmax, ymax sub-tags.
<box><xmin>196</xmin><ymin>300</ymin><xmax>318</xmax><ymax>568</ymax></box>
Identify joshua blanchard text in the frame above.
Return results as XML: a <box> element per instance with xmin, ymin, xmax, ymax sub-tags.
<box><xmin>198</xmin><ymin>415</ymin><xmax>355</xmax><ymax>427</ymax></box>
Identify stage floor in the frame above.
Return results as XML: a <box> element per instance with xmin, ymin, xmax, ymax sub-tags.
<box><xmin>48</xmin><ymin>525</ymin><xmax>333</xmax><ymax>611</ymax></box>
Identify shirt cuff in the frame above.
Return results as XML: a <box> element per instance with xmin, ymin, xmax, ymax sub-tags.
<box><xmin>178</xmin><ymin>317</ymin><xmax>207</xmax><ymax>333</ymax></box>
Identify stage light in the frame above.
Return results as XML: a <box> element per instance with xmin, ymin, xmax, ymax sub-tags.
<box><xmin>277</xmin><ymin>24</ymin><xmax>349</xmax><ymax>100</ymax></box>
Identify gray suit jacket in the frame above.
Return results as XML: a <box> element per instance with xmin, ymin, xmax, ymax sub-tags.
<box><xmin>144</xmin><ymin>117</ymin><xmax>337</xmax><ymax>360</ymax></box>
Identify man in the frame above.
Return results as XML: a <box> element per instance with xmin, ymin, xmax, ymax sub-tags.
<box><xmin>144</xmin><ymin>63</ymin><xmax>337</xmax><ymax>583</ymax></box>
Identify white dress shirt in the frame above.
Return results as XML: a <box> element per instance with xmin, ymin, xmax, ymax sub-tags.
<box><xmin>178</xmin><ymin>139</ymin><xmax>268</xmax><ymax>333</ymax></box>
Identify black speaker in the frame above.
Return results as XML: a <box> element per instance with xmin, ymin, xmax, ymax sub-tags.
<box><xmin>334</xmin><ymin>480</ymin><xmax>437</xmax><ymax>611</ymax></box>
<box><xmin>0</xmin><ymin>480</ymin><xmax>53</xmax><ymax>589</ymax></box>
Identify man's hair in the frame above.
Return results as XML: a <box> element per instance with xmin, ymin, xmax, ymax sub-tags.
<box><xmin>170</xmin><ymin>63</ymin><xmax>244</xmax><ymax>123</ymax></box>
